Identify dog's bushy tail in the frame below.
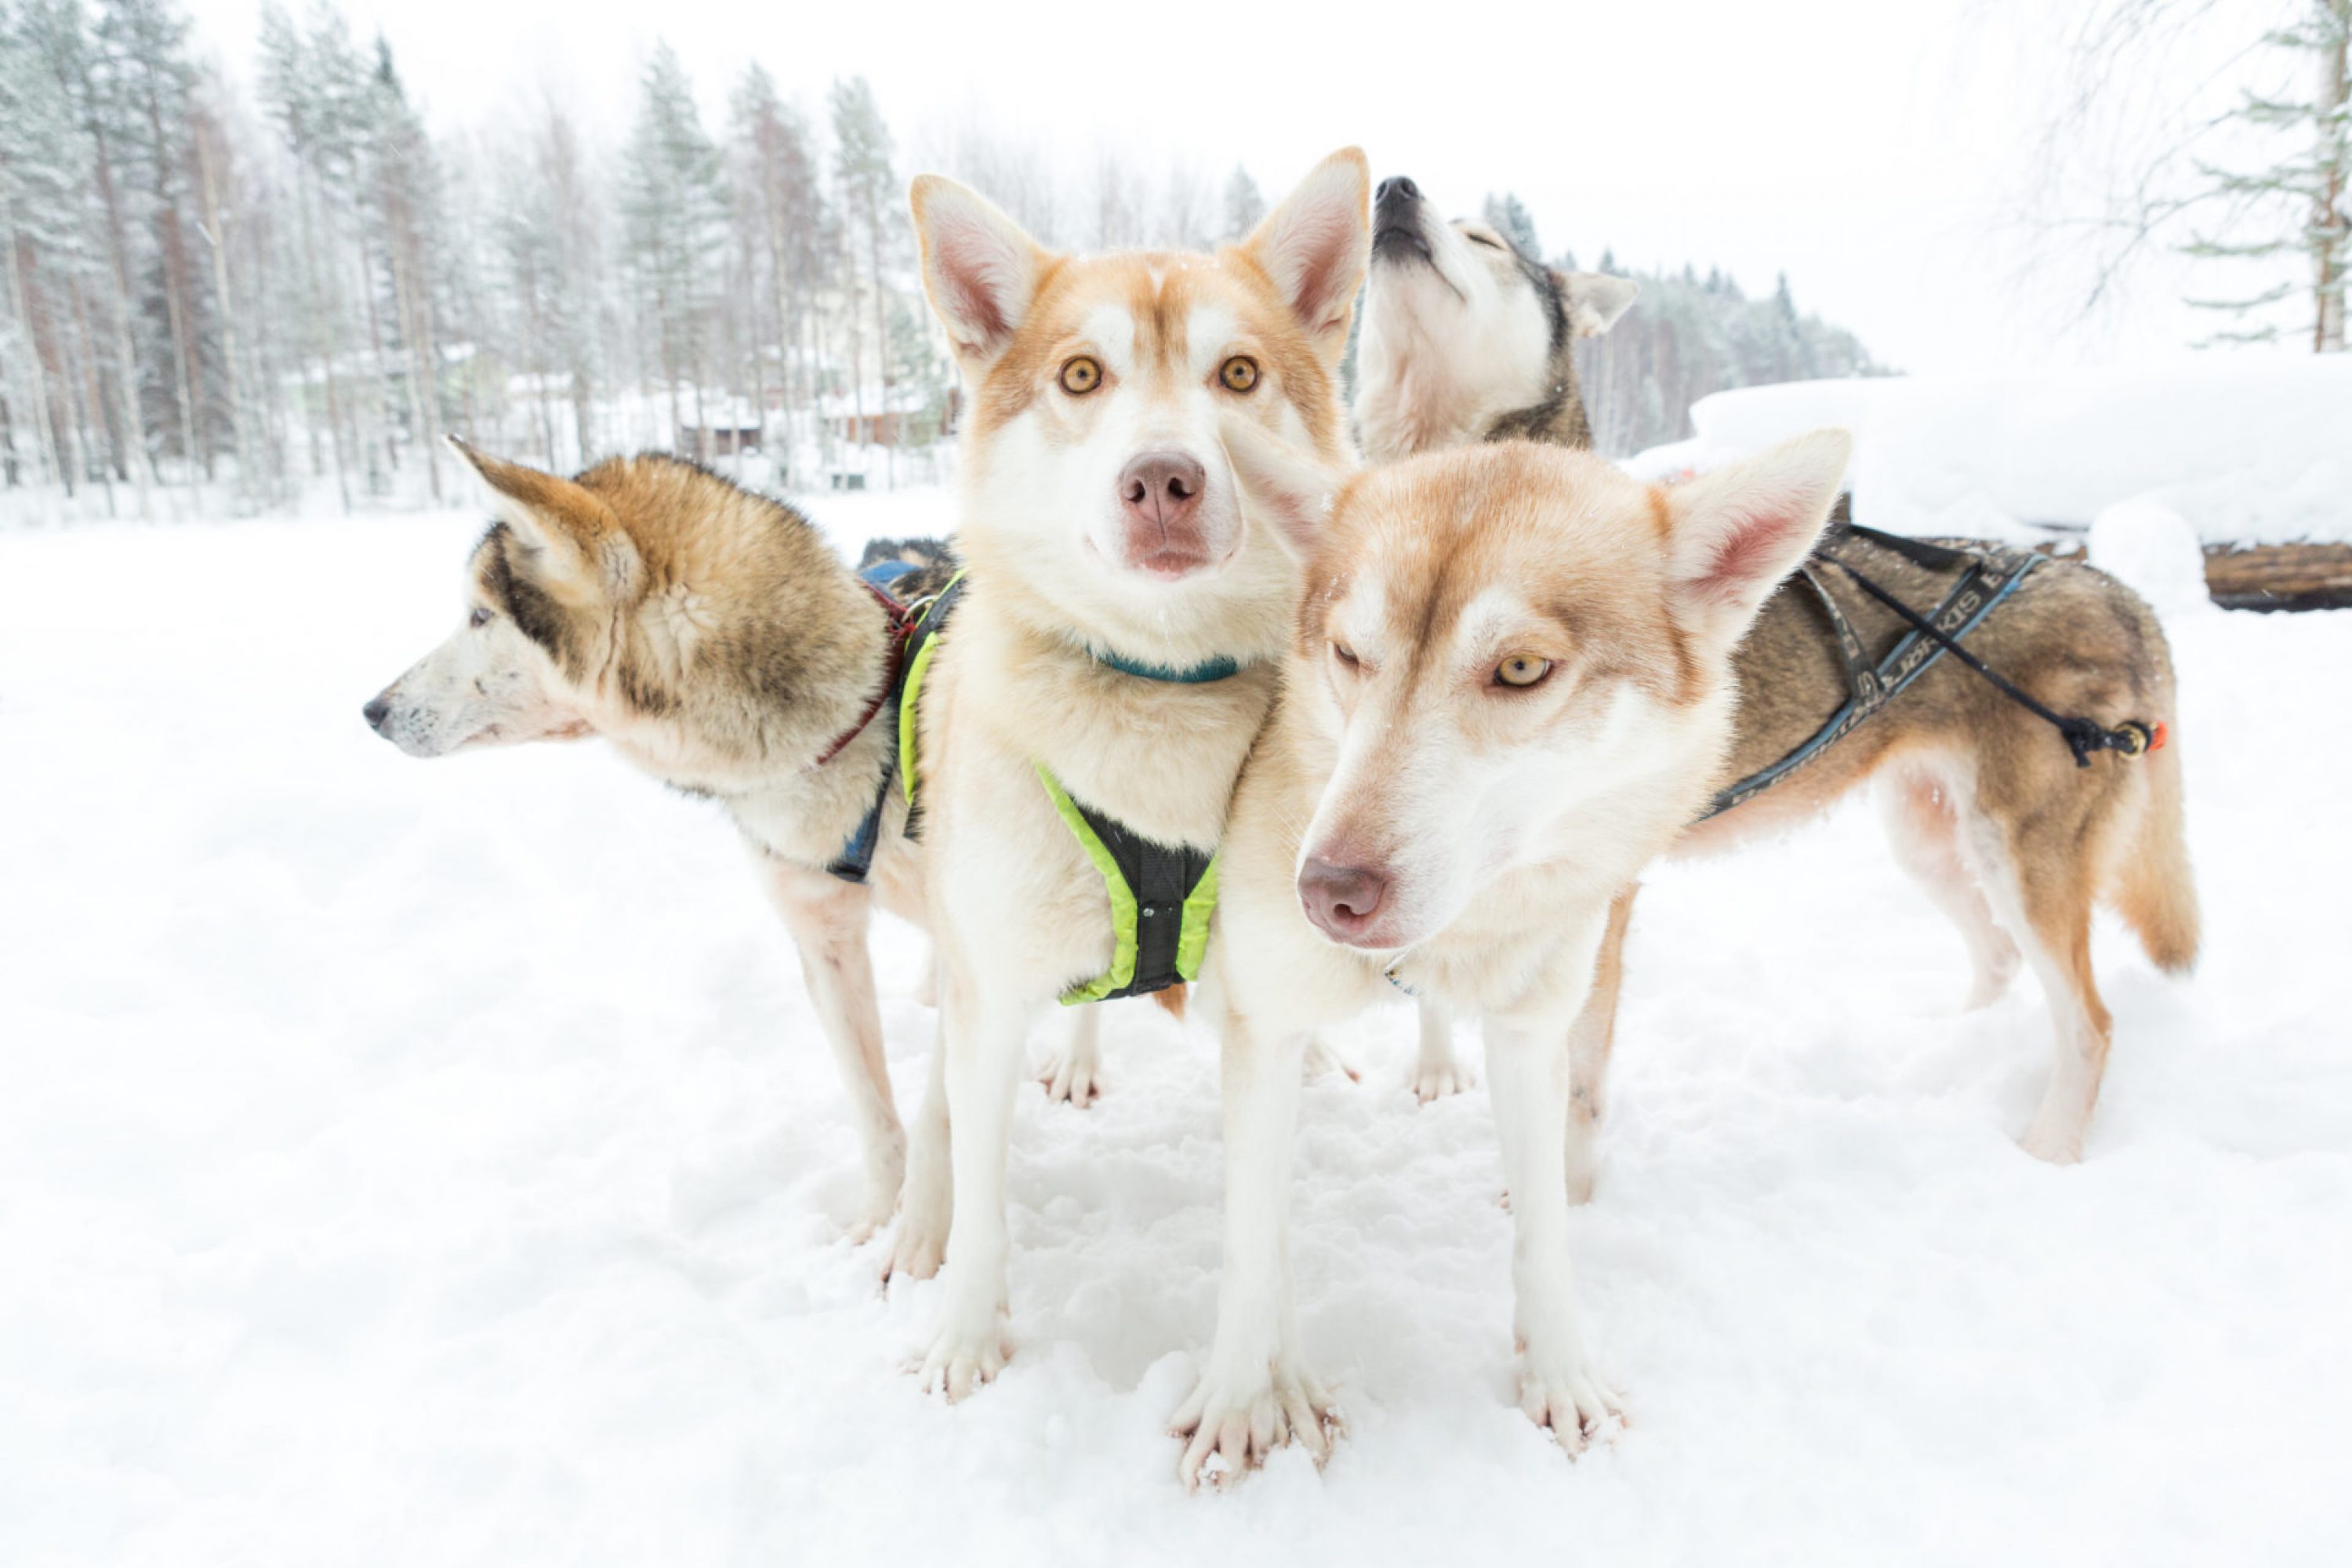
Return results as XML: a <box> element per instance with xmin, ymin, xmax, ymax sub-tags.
<box><xmin>2111</xmin><ymin>728</ymin><xmax>2200</xmax><ymax>974</ymax></box>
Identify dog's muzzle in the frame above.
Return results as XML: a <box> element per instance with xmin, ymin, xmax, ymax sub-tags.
<box><xmin>1372</xmin><ymin>174</ymin><xmax>1432</xmax><ymax>266</ymax></box>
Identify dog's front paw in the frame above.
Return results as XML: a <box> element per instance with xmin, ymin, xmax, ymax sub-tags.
<box><xmin>1037</xmin><ymin>1047</ymin><xmax>1102</xmax><ymax>1107</ymax></box>
<box><xmin>914</xmin><ymin>1312</ymin><xmax>1011</xmax><ymax>1402</ymax></box>
<box><xmin>880</xmin><ymin>1221</ymin><xmax>947</xmax><ymax>1283</ymax></box>
<box><xmin>1410</xmin><ymin>1055</ymin><xmax>1475</xmax><ymax>1103</ymax></box>
<box><xmin>2016</xmin><ymin>1113</ymin><xmax>2085</xmax><ymax>1166</ymax></box>
<box><xmin>880</xmin><ymin>1174</ymin><xmax>951</xmax><ymax>1282</ymax></box>
<box><xmin>1171</xmin><ymin>1359</ymin><xmax>1342</xmax><ymax>1490</ymax></box>
<box><xmin>1515</xmin><ymin>1340</ymin><xmax>1625</xmax><ymax>1457</ymax></box>
<box><xmin>847</xmin><ymin>1164</ymin><xmax>905</xmax><ymax>1247</ymax></box>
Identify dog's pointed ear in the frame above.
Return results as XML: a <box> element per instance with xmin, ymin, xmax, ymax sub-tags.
<box><xmin>1220</xmin><ymin>413</ymin><xmax>1352</xmax><ymax>560</ymax></box>
<box><xmin>1557</xmin><ymin>270</ymin><xmax>1639</xmax><ymax>337</ymax></box>
<box><xmin>1664</xmin><ymin>428</ymin><xmax>1852</xmax><ymax>651</ymax></box>
<box><xmin>910</xmin><ymin>175</ymin><xmax>1049</xmax><ymax>369</ymax></box>
<box><xmin>448</xmin><ymin>436</ymin><xmax>637</xmax><ymax>602</ymax></box>
<box><xmin>1241</xmin><ymin>147</ymin><xmax>1370</xmax><ymax>368</ymax></box>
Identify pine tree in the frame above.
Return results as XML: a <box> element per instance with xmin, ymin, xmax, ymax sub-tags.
<box><xmin>829</xmin><ymin>74</ymin><xmax>896</xmax><ymax>483</ymax></box>
<box><xmin>25</xmin><ymin>0</ymin><xmax>152</xmax><ymax>510</ymax></box>
<box><xmin>1483</xmin><ymin>191</ymin><xmax>1541</xmax><ymax>259</ymax></box>
<box><xmin>0</xmin><ymin>1</ymin><xmax>79</xmax><ymax>494</ymax></box>
<box><xmin>186</xmin><ymin>73</ymin><xmax>259</xmax><ymax>506</ymax></box>
<box><xmin>100</xmin><ymin>0</ymin><xmax>208</xmax><ymax>501</ymax></box>
<box><xmin>2182</xmin><ymin>2</ymin><xmax>2349</xmax><ymax>349</ymax></box>
<box><xmin>2034</xmin><ymin>0</ymin><xmax>2349</xmax><ymax>350</ymax></box>
<box><xmin>257</xmin><ymin>0</ymin><xmax>355</xmax><ymax>509</ymax></box>
<box><xmin>731</xmin><ymin>64</ymin><xmax>823</xmax><ymax>470</ymax></box>
<box><xmin>359</xmin><ymin>35</ymin><xmax>441</xmax><ymax>497</ymax></box>
<box><xmin>619</xmin><ymin>42</ymin><xmax>724</xmax><ymax>459</ymax></box>
<box><xmin>1221</xmin><ymin>165</ymin><xmax>1263</xmax><ymax>241</ymax></box>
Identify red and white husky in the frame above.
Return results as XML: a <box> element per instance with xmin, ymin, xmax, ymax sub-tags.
<box><xmin>895</xmin><ymin>150</ymin><xmax>1370</xmax><ymax>1396</ymax></box>
<box><xmin>1174</xmin><ymin>422</ymin><xmax>1853</xmax><ymax>1484</ymax></box>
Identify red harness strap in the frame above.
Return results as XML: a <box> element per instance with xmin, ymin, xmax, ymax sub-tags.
<box><xmin>811</xmin><ymin>580</ymin><xmax>916</xmax><ymax>769</ymax></box>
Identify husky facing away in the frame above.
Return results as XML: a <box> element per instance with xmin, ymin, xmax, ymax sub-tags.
<box><xmin>1174</xmin><ymin>423</ymin><xmax>1857</xmax><ymax>1483</ymax></box>
<box><xmin>896</xmin><ymin>151</ymin><xmax>1370</xmax><ymax>1397</ymax></box>
<box><xmin>362</xmin><ymin>441</ymin><xmax>954</xmax><ymax>1240</ymax></box>
<box><xmin>1356</xmin><ymin>175</ymin><xmax>2199</xmax><ymax>1168</ymax></box>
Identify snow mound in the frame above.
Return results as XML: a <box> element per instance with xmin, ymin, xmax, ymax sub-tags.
<box><xmin>2090</xmin><ymin>499</ymin><xmax>2216</xmax><ymax>620</ymax></box>
<box><xmin>1634</xmin><ymin>358</ymin><xmax>2352</xmax><ymax>544</ymax></box>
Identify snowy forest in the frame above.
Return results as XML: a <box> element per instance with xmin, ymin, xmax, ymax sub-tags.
<box><xmin>0</xmin><ymin>0</ymin><xmax>1886</xmax><ymax>521</ymax></box>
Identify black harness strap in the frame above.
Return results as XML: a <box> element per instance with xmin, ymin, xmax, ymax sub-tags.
<box><xmin>1062</xmin><ymin>792</ymin><xmax>1216</xmax><ymax>1002</ymax></box>
<box><xmin>1826</xmin><ymin>556</ymin><xmax>2161</xmax><ymax>768</ymax></box>
<box><xmin>1795</xmin><ymin>562</ymin><xmax>1884</xmax><ymax>710</ymax></box>
<box><xmin>826</xmin><ymin>777</ymin><xmax>891</xmax><ymax>884</ymax></box>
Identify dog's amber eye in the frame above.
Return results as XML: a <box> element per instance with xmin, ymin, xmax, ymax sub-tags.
<box><xmin>1059</xmin><ymin>356</ymin><xmax>1102</xmax><ymax>394</ymax></box>
<box><xmin>1219</xmin><ymin>356</ymin><xmax>1259</xmax><ymax>394</ymax></box>
<box><xmin>469</xmin><ymin>607</ymin><xmax>495</xmax><ymax>629</ymax></box>
<box><xmin>1494</xmin><ymin>655</ymin><xmax>1551</xmax><ymax>688</ymax></box>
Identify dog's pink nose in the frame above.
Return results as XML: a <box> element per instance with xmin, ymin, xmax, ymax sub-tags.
<box><xmin>1298</xmin><ymin>858</ymin><xmax>1389</xmax><ymax>944</ymax></box>
<box><xmin>1117</xmin><ymin>450</ymin><xmax>1209</xmax><ymax>572</ymax></box>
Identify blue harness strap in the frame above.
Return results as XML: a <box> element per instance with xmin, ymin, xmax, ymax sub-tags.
<box><xmin>1090</xmin><ymin>648</ymin><xmax>1246</xmax><ymax>684</ymax></box>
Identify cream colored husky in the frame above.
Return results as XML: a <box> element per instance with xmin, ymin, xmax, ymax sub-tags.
<box><xmin>896</xmin><ymin>151</ymin><xmax>1371</xmax><ymax>1396</ymax></box>
<box><xmin>1171</xmin><ymin>424</ymin><xmax>1853</xmax><ymax>1485</ymax></box>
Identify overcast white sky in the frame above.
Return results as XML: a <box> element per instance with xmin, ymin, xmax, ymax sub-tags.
<box><xmin>180</xmin><ymin>0</ymin><xmax>2278</xmax><ymax>375</ymax></box>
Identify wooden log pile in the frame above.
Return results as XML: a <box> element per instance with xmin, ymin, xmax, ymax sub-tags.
<box><xmin>2203</xmin><ymin>543</ymin><xmax>2352</xmax><ymax>612</ymax></box>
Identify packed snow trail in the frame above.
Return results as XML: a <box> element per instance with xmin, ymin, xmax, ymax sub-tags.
<box><xmin>2</xmin><ymin>502</ymin><xmax>2347</xmax><ymax>1566</ymax></box>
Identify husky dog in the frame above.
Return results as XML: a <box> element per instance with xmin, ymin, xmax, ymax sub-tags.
<box><xmin>362</xmin><ymin>442</ymin><xmax>949</xmax><ymax>1238</ymax></box>
<box><xmin>1172</xmin><ymin>425</ymin><xmax>1855</xmax><ymax>1483</ymax></box>
<box><xmin>1356</xmin><ymin>174</ymin><xmax>1639</xmax><ymax>462</ymax></box>
<box><xmin>1356</xmin><ymin>174</ymin><xmax>2198</xmax><ymax>1167</ymax></box>
<box><xmin>1357</xmin><ymin>175</ymin><xmax>1640</xmax><ymax>1107</ymax></box>
<box><xmin>896</xmin><ymin>151</ymin><xmax>1370</xmax><ymax>1397</ymax></box>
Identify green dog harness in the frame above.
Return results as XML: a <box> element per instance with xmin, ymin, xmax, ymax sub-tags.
<box><xmin>1033</xmin><ymin>765</ymin><xmax>1219</xmax><ymax>1004</ymax></box>
<box><xmin>895</xmin><ymin>572</ymin><xmax>1238</xmax><ymax>1006</ymax></box>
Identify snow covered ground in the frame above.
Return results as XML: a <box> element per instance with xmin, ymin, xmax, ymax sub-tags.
<box><xmin>4</xmin><ymin>493</ymin><xmax>2350</xmax><ymax>1566</ymax></box>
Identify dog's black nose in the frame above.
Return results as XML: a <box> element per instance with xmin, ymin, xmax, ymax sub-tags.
<box><xmin>1375</xmin><ymin>175</ymin><xmax>1420</xmax><ymax>208</ymax></box>
<box><xmin>362</xmin><ymin>695</ymin><xmax>392</xmax><ymax>733</ymax></box>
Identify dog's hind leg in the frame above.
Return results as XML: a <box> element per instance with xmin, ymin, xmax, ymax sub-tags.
<box><xmin>1410</xmin><ymin>1001</ymin><xmax>1472</xmax><ymax>1102</ymax></box>
<box><xmin>1879</xmin><ymin>762</ymin><xmax>2020</xmax><ymax>1011</ymax></box>
<box><xmin>758</xmin><ymin>855</ymin><xmax>906</xmax><ymax>1242</ymax></box>
<box><xmin>1563</xmin><ymin>883</ymin><xmax>1637</xmax><ymax>1205</ymax></box>
<box><xmin>1969</xmin><ymin>801</ymin><xmax>2117</xmax><ymax>1164</ymax></box>
<box><xmin>1037</xmin><ymin>1003</ymin><xmax>1103</xmax><ymax>1107</ymax></box>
